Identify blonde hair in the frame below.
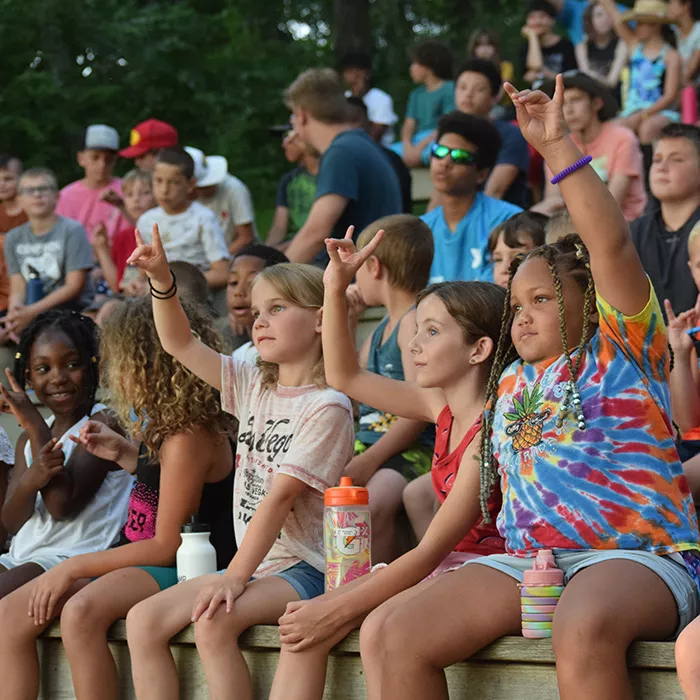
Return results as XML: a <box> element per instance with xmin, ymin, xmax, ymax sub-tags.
<box><xmin>253</xmin><ymin>263</ymin><xmax>326</xmax><ymax>389</ymax></box>
<box><xmin>101</xmin><ymin>297</ymin><xmax>229</xmax><ymax>455</ymax></box>
<box><xmin>121</xmin><ymin>168</ymin><xmax>152</xmax><ymax>194</ymax></box>
<box><xmin>356</xmin><ymin>215</ymin><xmax>434</xmax><ymax>294</ymax></box>
<box><xmin>284</xmin><ymin>69</ymin><xmax>350</xmax><ymax>124</ymax></box>
<box><xmin>689</xmin><ymin>221</ymin><xmax>700</xmax><ymax>252</ymax></box>
<box><xmin>545</xmin><ymin>210</ymin><xmax>576</xmax><ymax>244</ymax></box>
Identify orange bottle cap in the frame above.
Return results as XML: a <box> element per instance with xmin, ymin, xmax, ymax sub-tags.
<box><xmin>324</xmin><ymin>476</ymin><xmax>369</xmax><ymax>507</ymax></box>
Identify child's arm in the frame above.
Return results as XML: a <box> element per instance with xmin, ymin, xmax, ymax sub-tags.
<box><xmin>401</xmin><ymin>117</ymin><xmax>417</xmax><ymax>150</ymax></box>
<box><xmin>191</xmin><ymin>472</ymin><xmax>308</xmax><ymax>621</ymax></box>
<box><xmin>323</xmin><ymin>230</ymin><xmax>445</xmax><ymax>424</ymax></box>
<box><xmin>685</xmin><ymin>50</ymin><xmax>700</xmax><ymax>86</ymax></box>
<box><xmin>575</xmin><ymin>42</ymin><xmax>592</xmax><ymax>76</ymax></box>
<box><xmin>128</xmin><ymin>224</ymin><xmax>222</xmax><ymax>391</ymax></box>
<box><xmin>606</xmin><ymin>40</ymin><xmax>628</xmax><ymax>89</ymax></box>
<box><xmin>522</xmin><ymin>29</ymin><xmax>546</xmax><ymax>82</ymax></box>
<box><xmin>204</xmin><ymin>259</ymin><xmax>229</xmax><ymax>290</ymax></box>
<box><xmin>505</xmin><ymin>76</ymin><xmax>649</xmax><ymax>316</ymax></box>
<box><xmin>278</xmin><ymin>437</ymin><xmax>483</xmax><ymax>650</ymax></box>
<box><xmin>643</xmin><ymin>49</ymin><xmax>681</xmax><ymax>118</ymax></box>
<box><xmin>1</xmin><ymin>434</ymin><xmax>39</xmax><ymax>535</ymax></box>
<box><xmin>27</xmin><ymin>429</ymin><xmax>214</xmax><ymax>624</ymax></box>
<box><xmin>266</xmin><ymin>207</ymin><xmax>290</xmax><ymax>248</ymax></box>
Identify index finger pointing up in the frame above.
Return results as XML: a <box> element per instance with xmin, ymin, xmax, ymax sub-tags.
<box><xmin>4</xmin><ymin>367</ymin><xmax>22</xmax><ymax>393</ymax></box>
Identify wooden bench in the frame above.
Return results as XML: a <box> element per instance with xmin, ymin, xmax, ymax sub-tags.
<box><xmin>38</xmin><ymin>622</ymin><xmax>682</xmax><ymax>699</ymax></box>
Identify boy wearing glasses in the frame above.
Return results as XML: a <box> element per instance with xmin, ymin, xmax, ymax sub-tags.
<box><xmin>4</xmin><ymin>168</ymin><xmax>94</xmax><ymax>338</ymax></box>
<box><xmin>421</xmin><ymin>111</ymin><xmax>522</xmax><ymax>283</ymax></box>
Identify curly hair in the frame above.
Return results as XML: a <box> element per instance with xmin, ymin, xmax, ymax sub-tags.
<box><xmin>411</xmin><ymin>41</ymin><xmax>454</xmax><ymax>80</ymax></box>
<box><xmin>100</xmin><ymin>297</ymin><xmax>229</xmax><ymax>455</ymax></box>
<box><xmin>254</xmin><ymin>263</ymin><xmax>326</xmax><ymax>390</ymax></box>
<box><xmin>478</xmin><ymin>234</ymin><xmax>595</xmax><ymax>520</ymax></box>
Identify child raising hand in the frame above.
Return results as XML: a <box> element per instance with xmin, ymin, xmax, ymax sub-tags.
<box><xmin>358</xmin><ymin>75</ymin><xmax>700</xmax><ymax>700</ymax></box>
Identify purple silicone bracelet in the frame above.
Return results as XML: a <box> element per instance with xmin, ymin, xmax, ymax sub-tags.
<box><xmin>550</xmin><ymin>155</ymin><xmax>592</xmax><ymax>185</ymax></box>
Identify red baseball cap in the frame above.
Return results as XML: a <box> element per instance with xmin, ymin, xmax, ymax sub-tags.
<box><xmin>119</xmin><ymin>119</ymin><xmax>179</xmax><ymax>158</ymax></box>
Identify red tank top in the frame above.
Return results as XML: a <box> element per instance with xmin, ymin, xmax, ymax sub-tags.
<box><xmin>431</xmin><ymin>406</ymin><xmax>505</xmax><ymax>555</ymax></box>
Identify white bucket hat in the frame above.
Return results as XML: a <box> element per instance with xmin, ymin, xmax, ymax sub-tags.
<box><xmin>185</xmin><ymin>146</ymin><xmax>228</xmax><ymax>187</ymax></box>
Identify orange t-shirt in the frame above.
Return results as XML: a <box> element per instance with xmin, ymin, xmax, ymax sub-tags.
<box><xmin>0</xmin><ymin>205</ymin><xmax>28</xmax><ymax>311</ymax></box>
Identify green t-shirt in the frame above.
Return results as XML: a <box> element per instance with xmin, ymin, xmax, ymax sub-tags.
<box><xmin>405</xmin><ymin>81</ymin><xmax>455</xmax><ymax>132</ymax></box>
<box><xmin>275</xmin><ymin>167</ymin><xmax>317</xmax><ymax>240</ymax></box>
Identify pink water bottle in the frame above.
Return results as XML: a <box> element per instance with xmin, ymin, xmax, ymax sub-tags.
<box><xmin>682</xmin><ymin>85</ymin><xmax>698</xmax><ymax>125</ymax></box>
<box><xmin>519</xmin><ymin>549</ymin><xmax>564</xmax><ymax>639</ymax></box>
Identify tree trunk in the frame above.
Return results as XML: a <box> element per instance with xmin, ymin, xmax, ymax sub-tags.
<box><xmin>333</xmin><ymin>0</ymin><xmax>371</xmax><ymax>58</ymax></box>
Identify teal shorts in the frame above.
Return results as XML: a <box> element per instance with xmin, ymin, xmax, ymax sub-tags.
<box><xmin>138</xmin><ymin>565</ymin><xmax>179</xmax><ymax>591</ymax></box>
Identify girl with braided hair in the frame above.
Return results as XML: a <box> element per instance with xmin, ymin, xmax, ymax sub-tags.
<box><xmin>0</xmin><ymin>310</ymin><xmax>132</xmax><ymax>600</ymax></box>
<box><xmin>357</xmin><ymin>75</ymin><xmax>700</xmax><ymax>700</ymax></box>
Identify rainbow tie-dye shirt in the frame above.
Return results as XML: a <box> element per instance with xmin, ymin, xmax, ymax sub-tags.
<box><xmin>492</xmin><ymin>289</ymin><xmax>700</xmax><ymax>559</ymax></box>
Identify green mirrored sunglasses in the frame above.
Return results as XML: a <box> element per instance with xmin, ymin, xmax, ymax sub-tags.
<box><xmin>431</xmin><ymin>143</ymin><xmax>476</xmax><ymax>166</ymax></box>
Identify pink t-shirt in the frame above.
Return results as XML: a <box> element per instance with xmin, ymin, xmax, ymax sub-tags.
<box><xmin>547</xmin><ymin>123</ymin><xmax>647</xmax><ymax>221</ymax></box>
<box><xmin>221</xmin><ymin>355</ymin><xmax>354</xmax><ymax>576</ymax></box>
<box><xmin>56</xmin><ymin>178</ymin><xmax>128</xmax><ymax>243</ymax></box>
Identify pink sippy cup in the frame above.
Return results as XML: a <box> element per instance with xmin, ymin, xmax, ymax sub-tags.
<box><xmin>519</xmin><ymin>550</ymin><xmax>564</xmax><ymax>639</ymax></box>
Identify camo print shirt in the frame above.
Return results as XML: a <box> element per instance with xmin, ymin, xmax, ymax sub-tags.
<box><xmin>491</xmin><ymin>288</ymin><xmax>700</xmax><ymax>561</ymax></box>
<box><xmin>221</xmin><ymin>355</ymin><xmax>354</xmax><ymax>577</ymax></box>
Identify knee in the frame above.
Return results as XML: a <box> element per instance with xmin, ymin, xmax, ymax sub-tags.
<box><xmin>360</xmin><ymin>606</ymin><xmax>412</xmax><ymax>667</ymax></box>
<box><xmin>60</xmin><ymin>591</ymin><xmax>106</xmax><ymax>641</ymax></box>
<box><xmin>369</xmin><ymin>494</ymin><xmax>400</xmax><ymax>527</ymax></box>
<box><xmin>676</xmin><ymin>620</ymin><xmax>700</xmax><ymax>676</ymax></box>
<box><xmin>0</xmin><ymin>595</ymin><xmax>33</xmax><ymax>646</ymax></box>
<box><xmin>552</xmin><ymin>608</ymin><xmax>618</xmax><ymax>671</ymax></box>
<box><xmin>126</xmin><ymin>599</ymin><xmax>165</xmax><ymax>652</ymax></box>
<box><xmin>193</xmin><ymin>613</ymin><xmax>240</xmax><ymax>654</ymax></box>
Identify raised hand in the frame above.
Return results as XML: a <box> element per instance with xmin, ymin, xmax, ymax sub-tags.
<box><xmin>69</xmin><ymin>420</ymin><xmax>127</xmax><ymax>464</ymax></box>
<box><xmin>92</xmin><ymin>223</ymin><xmax>110</xmax><ymax>252</ymax></box>
<box><xmin>323</xmin><ymin>226</ymin><xmax>384</xmax><ymax>294</ymax></box>
<box><xmin>0</xmin><ymin>368</ymin><xmax>42</xmax><ymax>429</ymax></box>
<box><xmin>665</xmin><ymin>298</ymin><xmax>698</xmax><ymax>356</ymax></box>
<box><xmin>504</xmin><ymin>74</ymin><xmax>569</xmax><ymax>154</ymax></box>
<box><xmin>127</xmin><ymin>223</ymin><xmax>171</xmax><ymax>287</ymax></box>
<box><xmin>100</xmin><ymin>188</ymin><xmax>125</xmax><ymax>210</ymax></box>
<box><xmin>22</xmin><ymin>438</ymin><xmax>65</xmax><ymax>492</ymax></box>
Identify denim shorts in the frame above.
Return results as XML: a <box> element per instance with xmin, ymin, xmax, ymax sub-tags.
<box><xmin>217</xmin><ymin>560</ymin><xmax>325</xmax><ymax>601</ymax></box>
<box><xmin>464</xmin><ymin>549</ymin><xmax>699</xmax><ymax>638</ymax></box>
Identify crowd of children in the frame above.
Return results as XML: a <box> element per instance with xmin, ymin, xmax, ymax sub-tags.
<box><xmin>3</xmin><ymin>2</ymin><xmax>700</xmax><ymax>698</ymax></box>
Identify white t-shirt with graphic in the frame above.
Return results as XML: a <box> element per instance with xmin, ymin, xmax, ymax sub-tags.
<box><xmin>221</xmin><ymin>355</ymin><xmax>354</xmax><ymax>576</ymax></box>
<box><xmin>199</xmin><ymin>174</ymin><xmax>256</xmax><ymax>246</ymax></box>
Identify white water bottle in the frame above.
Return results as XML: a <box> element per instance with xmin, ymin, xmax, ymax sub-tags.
<box><xmin>176</xmin><ymin>517</ymin><xmax>217</xmax><ymax>582</ymax></box>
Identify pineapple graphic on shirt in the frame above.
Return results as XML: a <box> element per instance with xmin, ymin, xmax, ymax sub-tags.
<box><xmin>504</xmin><ymin>384</ymin><xmax>551</xmax><ymax>452</ymax></box>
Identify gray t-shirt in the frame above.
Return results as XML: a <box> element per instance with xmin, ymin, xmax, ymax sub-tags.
<box><xmin>5</xmin><ymin>216</ymin><xmax>94</xmax><ymax>307</ymax></box>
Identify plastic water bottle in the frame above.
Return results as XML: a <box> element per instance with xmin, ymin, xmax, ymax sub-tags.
<box><xmin>324</xmin><ymin>476</ymin><xmax>371</xmax><ymax>591</ymax></box>
<box><xmin>25</xmin><ymin>266</ymin><xmax>44</xmax><ymax>305</ymax></box>
<box><xmin>176</xmin><ymin>516</ymin><xmax>217</xmax><ymax>582</ymax></box>
<box><xmin>519</xmin><ymin>549</ymin><xmax>564</xmax><ymax>639</ymax></box>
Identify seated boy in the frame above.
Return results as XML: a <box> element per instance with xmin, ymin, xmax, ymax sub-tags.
<box><xmin>392</xmin><ymin>41</ymin><xmax>456</xmax><ymax>167</ymax></box>
<box><xmin>0</xmin><ymin>155</ymin><xmax>27</xmax><ymax>321</ymax></box>
<box><xmin>185</xmin><ymin>147</ymin><xmax>256</xmax><ymax>256</ymax></box>
<box><xmin>56</xmin><ymin>125</ymin><xmax>128</xmax><ymax>242</ymax></box>
<box><xmin>119</xmin><ymin>119</ymin><xmax>179</xmax><ymax>173</ymax></box>
<box><xmin>136</xmin><ymin>147</ymin><xmax>230</xmax><ymax>290</ymax></box>
<box><xmin>534</xmin><ymin>72</ymin><xmax>647</xmax><ymax>221</ymax></box>
<box><xmin>421</xmin><ymin>111</ymin><xmax>522</xmax><ymax>283</ymax></box>
<box><xmin>349</xmin><ymin>214</ymin><xmax>435</xmax><ymax>564</ymax></box>
<box><xmin>94</xmin><ymin>169</ymin><xmax>156</xmax><ymax>294</ymax></box>
<box><xmin>5</xmin><ymin>167</ymin><xmax>93</xmax><ymax>340</ymax></box>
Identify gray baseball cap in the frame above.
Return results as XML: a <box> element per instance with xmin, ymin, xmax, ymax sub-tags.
<box><xmin>85</xmin><ymin>124</ymin><xmax>120</xmax><ymax>151</ymax></box>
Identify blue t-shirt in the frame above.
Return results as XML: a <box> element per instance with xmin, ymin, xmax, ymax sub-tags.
<box><xmin>421</xmin><ymin>193</ymin><xmax>522</xmax><ymax>283</ymax></box>
<box><xmin>406</xmin><ymin>82</ymin><xmax>455</xmax><ymax>132</ymax></box>
<box><xmin>493</xmin><ymin>120</ymin><xmax>530</xmax><ymax>209</ymax></box>
<box><xmin>558</xmin><ymin>0</ymin><xmax>629</xmax><ymax>45</ymax></box>
<box><xmin>314</xmin><ymin>129</ymin><xmax>402</xmax><ymax>263</ymax></box>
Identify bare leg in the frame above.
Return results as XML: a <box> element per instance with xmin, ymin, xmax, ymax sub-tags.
<box><xmin>127</xmin><ymin>572</ymin><xmax>223</xmax><ymax>700</ymax></box>
<box><xmin>0</xmin><ymin>562</ymin><xmax>45</xmax><ymax>599</ymax></box>
<box><xmin>676</xmin><ymin>614</ymin><xmax>700</xmax><ymax>699</ymax></box>
<box><xmin>194</xmin><ymin>576</ymin><xmax>302</xmax><ymax>700</ymax></box>
<box><xmin>638</xmin><ymin>114</ymin><xmax>672</xmax><ymax>144</ymax></box>
<box><xmin>552</xmin><ymin>560</ymin><xmax>678</xmax><ymax>700</ymax></box>
<box><xmin>402</xmin><ymin>472</ymin><xmax>437</xmax><ymax>541</ymax></box>
<box><xmin>0</xmin><ymin>576</ymin><xmax>89</xmax><ymax>700</ymax></box>
<box><xmin>60</xmin><ymin>568</ymin><xmax>160</xmax><ymax>700</ymax></box>
<box><xmin>360</xmin><ymin>563</ymin><xmax>521</xmax><ymax>700</ymax></box>
<box><xmin>366</xmin><ymin>469</ymin><xmax>407</xmax><ymax>565</ymax></box>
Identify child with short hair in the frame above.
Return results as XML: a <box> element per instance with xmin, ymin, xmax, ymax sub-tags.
<box><xmin>56</xmin><ymin>125</ymin><xmax>129</xmax><ymax>243</ymax></box>
<box><xmin>124</xmin><ymin>225</ymin><xmax>354</xmax><ymax>699</ymax></box>
<box><xmin>393</xmin><ymin>41</ymin><xmax>456</xmax><ymax>167</ymax></box>
<box><xmin>94</xmin><ymin>169</ymin><xmax>156</xmax><ymax>295</ymax></box>
<box><xmin>356</xmin><ymin>74</ymin><xmax>700</xmax><ymax>700</ymax></box>
<box><xmin>119</xmin><ymin>119</ymin><xmax>179</xmax><ymax>173</ymax></box>
<box><xmin>0</xmin><ymin>298</ymin><xmax>235</xmax><ymax>700</ymax></box>
<box><xmin>488</xmin><ymin>211</ymin><xmax>547</xmax><ymax>287</ymax></box>
<box><xmin>136</xmin><ymin>147</ymin><xmax>230</xmax><ymax>291</ymax></box>
<box><xmin>5</xmin><ymin>168</ymin><xmax>94</xmax><ymax>339</ymax></box>
<box><xmin>0</xmin><ymin>311</ymin><xmax>132</xmax><ymax>599</ymax></box>
<box><xmin>545</xmin><ymin>209</ymin><xmax>577</xmax><ymax>242</ymax></box>
<box><xmin>343</xmin><ymin>214</ymin><xmax>435</xmax><ymax>564</ymax></box>
<box><xmin>0</xmin><ymin>155</ymin><xmax>26</xmax><ymax>321</ymax></box>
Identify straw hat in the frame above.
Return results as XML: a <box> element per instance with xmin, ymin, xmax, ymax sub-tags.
<box><xmin>619</xmin><ymin>0</ymin><xmax>675</xmax><ymax>24</ymax></box>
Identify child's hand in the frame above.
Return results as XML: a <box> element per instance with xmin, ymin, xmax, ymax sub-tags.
<box><xmin>346</xmin><ymin>284</ymin><xmax>367</xmax><ymax>321</ymax></box>
<box><xmin>504</xmin><ymin>74</ymin><xmax>569</xmax><ymax>155</ymax></box>
<box><xmin>22</xmin><ymin>438</ymin><xmax>65</xmax><ymax>492</ymax></box>
<box><xmin>343</xmin><ymin>452</ymin><xmax>377</xmax><ymax>487</ymax></box>
<box><xmin>665</xmin><ymin>298</ymin><xmax>699</xmax><ymax>356</ymax></box>
<box><xmin>278</xmin><ymin>597</ymin><xmax>344</xmax><ymax>651</ymax></box>
<box><xmin>28</xmin><ymin>561</ymin><xmax>76</xmax><ymax>625</ymax></box>
<box><xmin>92</xmin><ymin>223</ymin><xmax>110</xmax><ymax>252</ymax></box>
<box><xmin>69</xmin><ymin>420</ymin><xmax>126</xmax><ymax>464</ymax></box>
<box><xmin>127</xmin><ymin>224</ymin><xmax>172</xmax><ymax>288</ymax></box>
<box><xmin>191</xmin><ymin>575</ymin><xmax>246</xmax><ymax>622</ymax></box>
<box><xmin>100</xmin><ymin>189</ymin><xmax>124</xmax><ymax>210</ymax></box>
<box><xmin>0</xmin><ymin>368</ymin><xmax>41</xmax><ymax>429</ymax></box>
<box><xmin>324</xmin><ymin>227</ymin><xmax>384</xmax><ymax>294</ymax></box>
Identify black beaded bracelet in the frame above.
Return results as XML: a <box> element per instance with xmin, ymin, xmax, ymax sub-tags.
<box><xmin>149</xmin><ymin>270</ymin><xmax>177</xmax><ymax>299</ymax></box>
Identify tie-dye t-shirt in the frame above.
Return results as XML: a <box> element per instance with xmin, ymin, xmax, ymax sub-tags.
<box><xmin>491</xmin><ymin>288</ymin><xmax>700</xmax><ymax>558</ymax></box>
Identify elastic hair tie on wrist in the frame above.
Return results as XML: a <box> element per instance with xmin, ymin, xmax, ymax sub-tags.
<box><xmin>550</xmin><ymin>155</ymin><xmax>592</xmax><ymax>185</ymax></box>
<box><xmin>148</xmin><ymin>270</ymin><xmax>177</xmax><ymax>300</ymax></box>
